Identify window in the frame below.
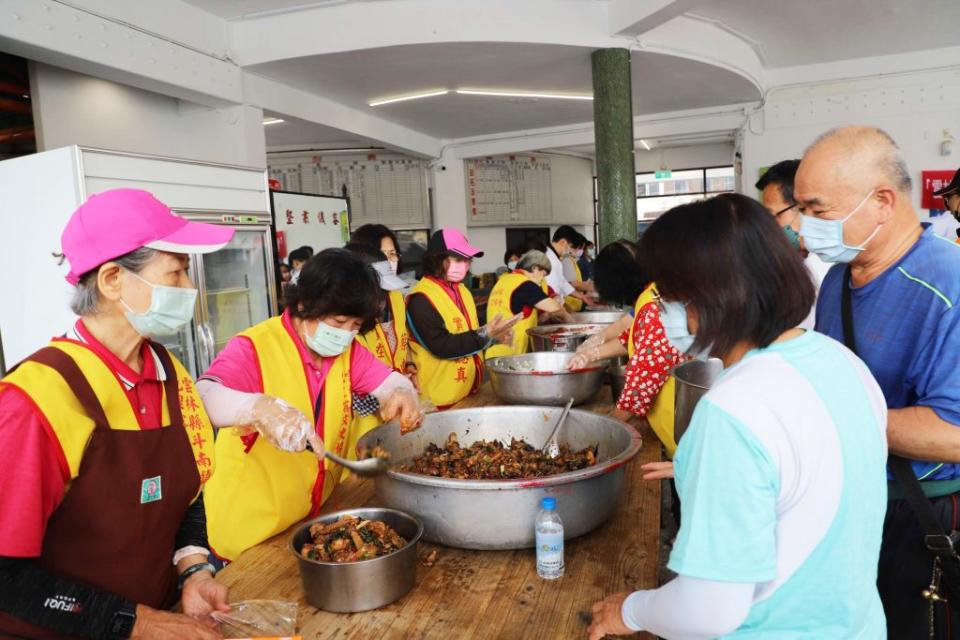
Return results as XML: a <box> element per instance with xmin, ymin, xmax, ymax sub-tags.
<box><xmin>636</xmin><ymin>166</ymin><xmax>735</xmax><ymax>230</ymax></box>
<box><xmin>395</xmin><ymin>229</ymin><xmax>429</xmax><ymax>278</ymax></box>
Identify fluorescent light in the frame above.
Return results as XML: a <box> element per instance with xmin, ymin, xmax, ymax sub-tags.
<box><xmin>369</xmin><ymin>90</ymin><xmax>450</xmax><ymax>107</ymax></box>
<box><xmin>456</xmin><ymin>89</ymin><xmax>593</xmax><ymax>101</ymax></box>
<box><xmin>639</xmin><ymin>139</ymin><xmax>652</xmax><ymax>151</ymax></box>
<box><xmin>263</xmin><ymin>118</ymin><xmax>285</xmax><ymax>126</ymax></box>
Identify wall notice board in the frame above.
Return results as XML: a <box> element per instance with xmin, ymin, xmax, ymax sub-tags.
<box><xmin>465</xmin><ymin>155</ymin><xmax>553</xmax><ymax>225</ymax></box>
<box><xmin>269</xmin><ymin>191</ymin><xmax>350</xmax><ymax>260</ymax></box>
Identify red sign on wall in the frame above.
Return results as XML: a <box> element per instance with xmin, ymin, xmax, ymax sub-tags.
<box><xmin>921</xmin><ymin>170</ymin><xmax>955</xmax><ymax>210</ymax></box>
<box><xmin>276</xmin><ymin>230</ymin><xmax>287</xmax><ymax>259</ymax></box>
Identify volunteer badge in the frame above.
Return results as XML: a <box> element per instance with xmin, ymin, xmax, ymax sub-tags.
<box><xmin>140</xmin><ymin>476</ymin><xmax>162</xmax><ymax>503</ymax></box>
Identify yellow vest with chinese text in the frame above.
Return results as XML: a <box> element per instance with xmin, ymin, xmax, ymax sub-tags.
<box><xmin>485</xmin><ymin>272</ymin><xmax>540</xmax><ymax>359</ymax></box>
<box><xmin>407</xmin><ymin>277</ymin><xmax>481</xmax><ymax>409</ymax></box>
<box><xmin>204</xmin><ymin>316</ymin><xmax>352</xmax><ymax>561</ymax></box>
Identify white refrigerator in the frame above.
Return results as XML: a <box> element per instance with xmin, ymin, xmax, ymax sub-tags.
<box><xmin>0</xmin><ymin>146</ymin><xmax>277</xmax><ymax>377</ymax></box>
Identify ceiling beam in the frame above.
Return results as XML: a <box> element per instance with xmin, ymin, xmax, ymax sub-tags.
<box><xmin>243</xmin><ymin>73</ymin><xmax>441</xmax><ymax>159</ymax></box>
<box><xmin>608</xmin><ymin>0</ymin><xmax>702</xmax><ymax>37</ymax></box>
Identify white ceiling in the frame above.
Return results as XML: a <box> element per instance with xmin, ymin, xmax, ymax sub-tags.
<box><xmin>185</xmin><ymin>0</ymin><xmax>607</xmax><ymax>20</ymax></box>
<box><xmin>691</xmin><ymin>0</ymin><xmax>960</xmax><ymax>68</ymax></box>
<box><xmin>251</xmin><ymin>43</ymin><xmax>760</xmax><ymax>139</ymax></box>
<box><xmin>262</xmin><ymin>112</ymin><xmax>372</xmax><ymax>148</ymax></box>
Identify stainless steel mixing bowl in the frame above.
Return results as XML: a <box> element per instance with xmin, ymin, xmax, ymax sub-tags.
<box><xmin>486</xmin><ymin>351</ymin><xmax>610</xmax><ymax>406</ymax></box>
<box><xmin>356</xmin><ymin>406</ymin><xmax>642</xmax><ymax>550</ymax></box>
<box><xmin>568</xmin><ymin>311</ymin><xmax>627</xmax><ymax>324</ymax></box>
<box><xmin>290</xmin><ymin>507</ymin><xmax>423</xmax><ymax>612</ymax></box>
<box><xmin>527</xmin><ymin>323</ymin><xmax>606</xmax><ymax>352</ymax></box>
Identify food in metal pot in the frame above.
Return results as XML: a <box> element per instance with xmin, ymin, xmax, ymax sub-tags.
<box><xmin>357</xmin><ymin>444</ymin><xmax>392</xmax><ymax>461</ymax></box>
<box><xmin>541</xmin><ymin>325</ymin><xmax>604</xmax><ymax>342</ymax></box>
<box><xmin>300</xmin><ymin>515</ymin><xmax>407</xmax><ymax>563</ymax></box>
<box><xmin>402</xmin><ymin>433</ymin><xmax>597</xmax><ymax>480</ymax></box>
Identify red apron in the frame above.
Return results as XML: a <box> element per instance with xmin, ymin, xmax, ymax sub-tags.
<box><xmin>0</xmin><ymin>345</ymin><xmax>200</xmax><ymax>639</ymax></box>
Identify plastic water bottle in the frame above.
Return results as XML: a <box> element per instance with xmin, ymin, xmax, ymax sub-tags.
<box><xmin>535</xmin><ymin>496</ymin><xmax>564</xmax><ymax>579</ymax></box>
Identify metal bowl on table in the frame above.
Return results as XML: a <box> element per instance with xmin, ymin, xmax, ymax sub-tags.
<box><xmin>487</xmin><ymin>351</ymin><xmax>610</xmax><ymax>406</ymax></box>
<box><xmin>568</xmin><ymin>311</ymin><xmax>626</xmax><ymax>325</ymax></box>
<box><xmin>527</xmin><ymin>323</ymin><xmax>606</xmax><ymax>352</ymax></box>
<box><xmin>357</xmin><ymin>406</ymin><xmax>642</xmax><ymax>550</ymax></box>
<box><xmin>290</xmin><ymin>507</ymin><xmax>423</xmax><ymax>612</ymax></box>
<box><xmin>609</xmin><ymin>364</ymin><xmax>627</xmax><ymax>404</ymax></box>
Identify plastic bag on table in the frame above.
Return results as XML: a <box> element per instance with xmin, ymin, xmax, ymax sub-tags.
<box><xmin>211</xmin><ymin>600</ymin><xmax>298</xmax><ymax>639</ymax></box>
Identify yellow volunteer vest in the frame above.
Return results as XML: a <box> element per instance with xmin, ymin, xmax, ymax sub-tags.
<box><xmin>408</xmin><ymin>277</ymin><xmax>482</xmax><ymax>408</ymax></box>
<box><xmin>0</xmin><ymin>339</ymin><xmax>215</xmax><ymax>487</ymax></box>
<box><xmin>564</xmin><ymin>259</ymin><xmax>584</xmax><ymax>312</ymax></box>
<box><xmin>205</xmin><ymin>316</ymin><xmax>352</xmax><ymax>560</ymax></box>
<box><xmin>628</xmin><ymin>284</ymin><xmax>678</xmax><ymax>457</ymax></box>
<box><xmin>345</xmin><ymin>290</ymin><xmax>410</xmax><ymax>474</ymax></box>
<box><xmin>485</xmin><ymin>272</ymin><xmax>539</xmax><ymax>359</ymax></box>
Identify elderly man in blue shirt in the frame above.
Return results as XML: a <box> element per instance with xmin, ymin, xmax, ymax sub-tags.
<box><xmin>796</xmin><ymin>125</ymin><xmax>960</xmax><ymax>639</ymax></box>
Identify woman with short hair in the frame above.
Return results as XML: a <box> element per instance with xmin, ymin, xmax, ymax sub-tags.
<box><xmin>485</xmin><ymin>250</ymin><xmax>572</xmax><ymax>359</ymax></box>
<box><xmin>351</xmin><ymin>223</ymin><xmax>402</xmax><ymax>275</ymax></box>
<box><xmin>588</xmin><ymin>193</ymin><xmax>888</xmax><ymax>640</ymax></box>
<box><xmin>198</xmin><ymin>248</ymin><xmax>422</xmax><ymax>562</ymax></box>
<box><xmin>0</xmin><ymin>189</ymin><xmax>233</xmax><ymax>639</ymax></box>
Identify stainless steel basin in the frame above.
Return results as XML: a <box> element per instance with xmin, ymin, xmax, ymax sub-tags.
<box><xmin>486</xmin><ymin>351</ymin><xmax>610</xmax><ymax>406</ymax></box>
<box><xmin>527</xmin><ymin>323</ymin><xmax>606</xmax><ymax>352</ymax></box>
<box><xmin>357</xmin><ymin>406</ymin><xmax>642</xmax><ymax>550</ymax></box>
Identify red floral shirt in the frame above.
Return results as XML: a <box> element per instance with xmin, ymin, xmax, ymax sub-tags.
<box><xmin>616</xmin><ymin>301</ymin><xmax>686</xmax><ymax>417</ymax></box>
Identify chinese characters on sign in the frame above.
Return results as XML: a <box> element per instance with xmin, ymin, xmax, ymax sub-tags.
<box><xmin>922</xmin><ymin>171</ymin><xmax>956</xmax><ymax>210</ymax></box>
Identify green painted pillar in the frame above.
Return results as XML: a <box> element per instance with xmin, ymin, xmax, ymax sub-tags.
<box><xmin>591</xmin><ymin>48</ymin><xmax>637</xmax><ymax>246</ymax></box>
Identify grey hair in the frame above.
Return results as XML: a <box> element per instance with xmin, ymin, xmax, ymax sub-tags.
<box><xmin>808</xmin><ymin>126</ymin><xmax>913</xmax><ymax>193</ymax></box>
<box><xmin>517</xmin><ymin>250</ymin><xmax>551</xmax><ymax>274</ymax></box>
<box><xmin>70</xmin><ymin>247</ymin><xmax>159</xmax><ymax>316</ymax></box>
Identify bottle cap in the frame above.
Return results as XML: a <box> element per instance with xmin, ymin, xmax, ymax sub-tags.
<box><xmin>541</xmin><ymin>496</ymin><xmax>557</xmax><ymax>510</ymax></box>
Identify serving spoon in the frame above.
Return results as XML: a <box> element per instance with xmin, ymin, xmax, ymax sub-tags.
<box><xmin>541</xmin><ymin>397</ymin><xmax>575</xmax><ymax>458</ymax></box>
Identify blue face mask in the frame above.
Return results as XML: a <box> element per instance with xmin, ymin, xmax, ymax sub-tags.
<box><xmin>507</xmin><ymin>261</ymin><xmax>518</xmax><ymax>270</ymax></box>
<box><xmin>799</xmin><ymin>190</ymin><xmax>879</xmax><ymax>263</ymax></box>
<box><xmin>121</xmin><ymin>271</ymin><xmax>197</xmax><ymax>338</ymax></box>
<box><xmin>658</xmin><ymin>299</ymin><xmax>696</xmax><ymax>354</ymax></box>
<box><xmin>783</xmin><ymin>224</ymin><xmax>802</xmax><ymax>250</ymax></box>
<box><xmin>306</xmin><ymin>320</ymin><xmax>358</xmax><ymax>357</ymax></box>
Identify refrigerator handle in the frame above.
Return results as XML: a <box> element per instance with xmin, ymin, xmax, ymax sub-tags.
<box><xmin>199</xmin><ymin>323</ymin><xmax>216</xmax><ymax>370</ymax></box>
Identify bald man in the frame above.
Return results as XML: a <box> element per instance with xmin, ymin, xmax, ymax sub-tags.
<box><xmin>796</xmin><ymin>126</ymin><xmax>960</xmax><ymax>639</ymax></box>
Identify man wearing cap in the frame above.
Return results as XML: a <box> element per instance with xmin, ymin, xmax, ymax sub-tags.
<box><xmin>933</xmin><ymin>168</ymin><xmax>960</xmax><ymax>244</ymax></box>
<box><xmin>0</xmin><ymin>189</ymin><xmax>234</xmax><ymax>639</ymax></box>
<box><xmin>407</xmin><ymin>229</ymin><xmax>515</xmax><ymax>408</ymax></box>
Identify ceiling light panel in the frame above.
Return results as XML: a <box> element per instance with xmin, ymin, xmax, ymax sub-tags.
<box><xmin>368</xmin><ymin>90</ymin><xmax>450</xmax><ymax>107</ymax></box>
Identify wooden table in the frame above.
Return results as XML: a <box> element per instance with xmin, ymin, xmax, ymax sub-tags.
<box><xmin>218</xmin><ymin>385</ymin><xmax>662</xmax><ymax>640</ymax></box>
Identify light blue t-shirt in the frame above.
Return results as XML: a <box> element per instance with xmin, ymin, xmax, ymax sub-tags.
<box><xmin>669</xmin><ymin>331</ymin><xmax>888</xmax><ymax>638</ymax></box>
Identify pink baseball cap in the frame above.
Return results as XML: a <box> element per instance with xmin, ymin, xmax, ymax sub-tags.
<box><xmin>61</xmin><ymin>189</ymin><xmax>235</xmax><ymax>285</ymax></box>
<box><xmin>427</xmin><ymin>228</ymin><xmax>484</xmax><ymax>259</ymax></box>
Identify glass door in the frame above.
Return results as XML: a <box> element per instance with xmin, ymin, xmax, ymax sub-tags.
<box><xmin>195</xmin><ymin>226</ymin><xmax>276</xmax><ymax>371</ymax></box>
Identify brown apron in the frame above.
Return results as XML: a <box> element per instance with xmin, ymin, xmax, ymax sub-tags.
<box><xmin>0</xmin><ymin>344</ymin><xmax>200</xmax><ymax>639</ymax></box>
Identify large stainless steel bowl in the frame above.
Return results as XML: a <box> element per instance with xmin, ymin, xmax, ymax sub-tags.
<box><xmin>290</xmin><ymin>507</ymin><xmax>423</xmax><ymax>612</ymax></box>
<box><xmin>610</xmin><ymin>364</ymin><xmax>627</xmax><ymax>404</ymax></box>
<box><xmin>487</xmin><ymin>351</ymin><xmax>609</xmax><ymax>406</ymax></box>
<box><xmin>357</xmin><ymin>406</ymin><xmax>642</xmax><ymax>550</ymax></box>
<box><xmin>527</xmin><ymin>323</ymin><xmax>606</xmax><ymax>352</ymax></box>
<box><xmin>569</xmin><ymin>311</ymin><xmax>626</xmax><ymax>324</ymax></box>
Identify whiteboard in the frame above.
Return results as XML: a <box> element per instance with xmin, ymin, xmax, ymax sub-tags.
<box><xmin>270</xmin><ymin>191</ymin><xmax>350</xmax><ymax>259</ymax></box>
<box><xmin>465</xmin><ymin>155</ymin><xmax>552</xmax><ymax>224</ymax></box>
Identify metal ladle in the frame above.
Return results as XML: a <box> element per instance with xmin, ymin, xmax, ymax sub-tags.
<box><xmin>541</xmin><ymin>397</ymin><xmax>574</xmax><ymax>458</ymax></box>
<box><xmin>306</xmin><ymin>444</ymin><xmax>390</xmax><ymax>476</ymax></box>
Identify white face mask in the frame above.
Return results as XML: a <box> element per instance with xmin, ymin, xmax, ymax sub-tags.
<box><xmin>388</xmin><ymin>259</ymin><xmax>399</xmax><ymax>275</ymax></box>
<box><xmin>305</xmin><ymin>320</ymin><xmax>358</xmax><ymax>357</ymax></box>
<box><xmin>121</xmin><ymin>271</ymin><xmax>197</xmax><ymax>338</ymax></box>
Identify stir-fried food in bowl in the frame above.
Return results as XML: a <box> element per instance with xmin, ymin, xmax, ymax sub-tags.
<box><xmin>402</xmin><ymin>433</ymin><xmax>597</xmax><ymax>480</ymax></box>
<box><xmin>300</xmin><ymin>515</ymin><xmax>408</xmax><ymax>563</ymax></box>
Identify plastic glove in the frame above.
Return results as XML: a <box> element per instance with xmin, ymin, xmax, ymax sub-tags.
<box><xmin>246</xmin><ymin>395</ymin><xmax>323</xmax><ymax>454</ymax></box>
<box><xmin>577</xmin><ymin>334</ymin><xmax>604</xmax><ymax>354</ymax></box>
<box><xmin>480</xmin><ymin>313</ymin><xmax>520</xmax><ymax>343</ymax></box>
<box><xmin>379</xmin><ymin>387</ymin><xmax>424</xmax><ymax>434</ymax></box>
<box><xmin>567</xmin><ymin>351</ymin><xmax>593</xmax><ymax>371</ymax></box>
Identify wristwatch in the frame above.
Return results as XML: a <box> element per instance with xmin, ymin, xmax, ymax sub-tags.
<box><xmin>105</xmin><ymin>604</ymin><xmax>137</xmax><ymax>640</ymax></box>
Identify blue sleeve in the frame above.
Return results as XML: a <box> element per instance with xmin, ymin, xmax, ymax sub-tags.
<box><xmin>668</xmin><ymin>400</ymin><xmax>779</xmax><ymax>583</ymax></box>
<box><xmin>912</xmin><ymin>306</ymin><xmax>960</xmax><ymax>426</ymax></box>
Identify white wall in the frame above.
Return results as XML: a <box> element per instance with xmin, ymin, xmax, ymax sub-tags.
<box><xmin>635</xmin><ymin>142</ymin><xmax>734</xmax><ymax>172</ymax></box>
<box><xmin>739</xmin><ymin>69</ymin><xmax>960</xmax><ymax>238</ymax></box>
<box><xmin>31</xmin><ymin>64</ymin><xmax>267</xmax><ymax>167</ymax></box>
